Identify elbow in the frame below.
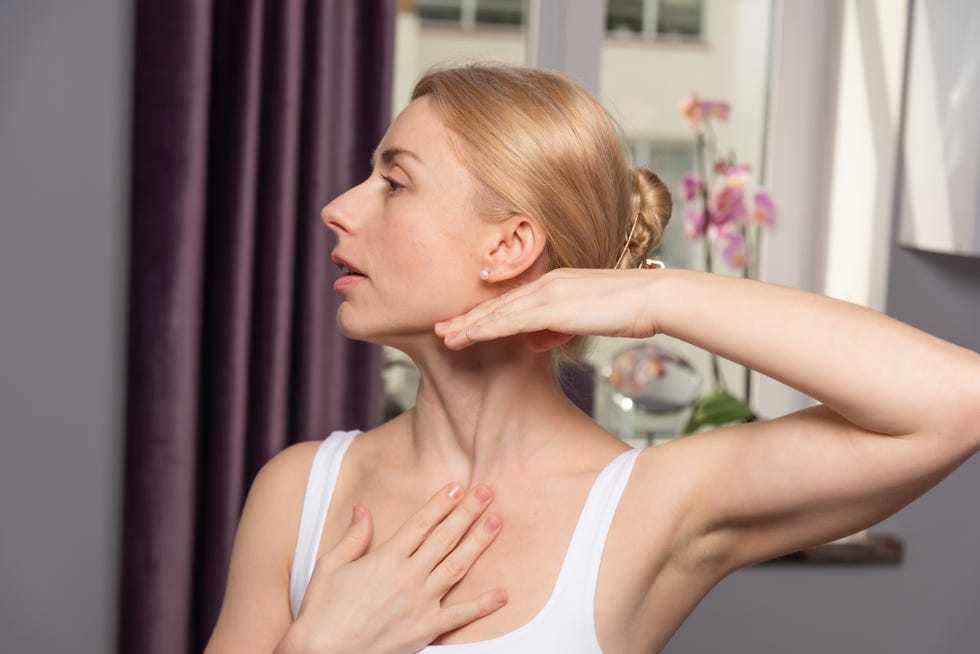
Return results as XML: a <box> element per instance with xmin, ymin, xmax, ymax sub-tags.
<box><xmin>970</xmin><ymin>388</ymin><xmax>980</xmax><ymax>456</ymax></box>
<box><xmin>952</xmin><ymin>376</ymin><xmax>980</xmax><ymax>456</ymax></box>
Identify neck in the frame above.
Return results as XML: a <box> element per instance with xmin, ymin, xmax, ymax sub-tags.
<box><xmin>397</xmin><ymin>335</ymin><xmax>582</xmax><ymax>484</ymax></box>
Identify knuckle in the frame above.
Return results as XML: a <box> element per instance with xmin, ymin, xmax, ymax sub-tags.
<box><xmin>406</xmin><ymin>512</ymin><xmax>434</xmax><ymax>539</ymax></box>
<box><xmin>441</xmin><ymin>604</ymin><xmax>471</xmax><ymax>629</ymax></box>
<box><xmin>441</xmin><ymin>555</ymin><xmax>469</xmax><ymax>583</ymax></box>
<box><xmin>461</xmin><ymin>498</ymin><xmax>484</xmax><ymax>515</ymax></box>
<box><xmin>430</xmin><ymin>529</ymin><xmax>460</xmax><ymax>556</ymax></box>
<box><xmin>488</xmin><ymin>305</ymin><xmax>506</xmax><ymax>323</ymax></box>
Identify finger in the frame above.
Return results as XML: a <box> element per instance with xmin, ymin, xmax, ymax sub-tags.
<box><xmin>433</xmin><ymin>588</ymin><xmax>508</xmax><ymax>636</ymax></box>
<box><xmin>318</xmin><ymin>504</ymin><xmax>374</xmax><ymax>567</ymax></box>
<box><xmin>444</xmin><ymin>300</ymin><xmax>558</xmax><ymax>350</ymax></box>
<box><xmin>434</xmin><ymin>277</ymin><xmax>546</xmax><ymax>337</ymax></box>
<box><xmin>426</xmin><ymin>511</ymin><xmax>502</xmax><ymax>593</ymax></box>
<box><xmin>411</xmin><ymin>485</ymin><xmax>494</xmax><ymax>570</ymax></box>
<box><xmin>386</xmin><ymin>482</ymin><xmax>466</xmax><ymax>556</ymax></box>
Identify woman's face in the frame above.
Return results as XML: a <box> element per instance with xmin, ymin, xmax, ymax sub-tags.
<box><xmin>321</xmin><ymin>97</ymin><xmax>492</xmax><ymax>346</ymax></box>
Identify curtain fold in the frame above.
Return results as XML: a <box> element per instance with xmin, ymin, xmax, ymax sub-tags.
<box><xmin>120</xmin><ymin>1</ymin><xmax>395</xmax><ymax>651</ymax></box>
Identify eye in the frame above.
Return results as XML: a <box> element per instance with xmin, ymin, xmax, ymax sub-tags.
<box><xmin>380</xmin><ymin>174</ymin><xmax>404</xmax><ymax>195</ymax></box>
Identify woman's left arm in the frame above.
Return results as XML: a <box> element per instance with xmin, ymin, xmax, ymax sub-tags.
<box><xmin>436</xmin><ymin>268</ymin><xmax>980</xmax><ymax>569</ymax></box>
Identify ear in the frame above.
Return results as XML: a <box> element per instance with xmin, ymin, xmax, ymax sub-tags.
<box><xmin>484</xmin><ymin>215</ymin><xmax>548</xmax><ymax>282</ymax></box>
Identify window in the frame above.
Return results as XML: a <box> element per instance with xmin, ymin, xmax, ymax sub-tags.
<box><xmin>416</xmin><ymin>0</ymin><xmax>526</xmax><ymax>29</ymax></box>
<box><xmin>416</xmin><ymin>0</ymin><xmax>703</xmax><ymax>39</ymax></box>
<box><xmin>606</xmin><ymin>0</ymin><xmax>704</xmax><ymax>41</ymax></box>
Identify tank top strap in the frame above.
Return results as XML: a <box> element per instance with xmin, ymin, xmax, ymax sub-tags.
<box><xmin>288</xmin><ymin>429</ymin><xmax>361</xmax><ymax>618</ymax></box>
<box><xmin>548</xmin><ymin>447</ymin><xmax>642</xmax><ymax>629</ymax></box>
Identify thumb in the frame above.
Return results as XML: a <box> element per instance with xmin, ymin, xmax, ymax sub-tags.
<box><xmin>322</xmin><ymin>505</ymin><xmax>374</xmax><ymax>567</ymax></box>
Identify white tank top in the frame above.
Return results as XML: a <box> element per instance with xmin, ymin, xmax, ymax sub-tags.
<box><xmin>289</xmin><ymin>430</ymin><xmax>641</xmax><ymax>653</ymax></box>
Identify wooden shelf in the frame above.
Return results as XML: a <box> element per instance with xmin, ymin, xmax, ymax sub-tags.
<box><xmin>758</xmin><ymin>533</ymin><xmax>904</xmax><ymax>566</ymax></box>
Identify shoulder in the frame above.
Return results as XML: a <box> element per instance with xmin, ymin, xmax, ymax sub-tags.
<box><xmin>246</xmin><ymin>439</ymin><xmax>325</xmax><ymax>519</ymax></box>
<box><xmin>206</xmin><ymin>438</ymin><xmax>332</xmax><ymax>652</ymax></box>
<box><xmin>236</xmin><ymin>439</ymin><xmax>330</xmax><ymax>570</ymax></box>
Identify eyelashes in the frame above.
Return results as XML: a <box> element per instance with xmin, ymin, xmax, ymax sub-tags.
<box><xmin>380</xmin><ymin>174</ymin><xmax>404</xmax><ymax>195</ymax></box>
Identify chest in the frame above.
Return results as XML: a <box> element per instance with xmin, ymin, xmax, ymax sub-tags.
<box><xmin>318</xmin><ymin>473</ymin><xmax>600</xmax><ymax>644</ymax></box>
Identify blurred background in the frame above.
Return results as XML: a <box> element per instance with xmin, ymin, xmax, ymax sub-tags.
<box><xmin>2</xmin><ymin>0</ymin><xmax>978</xmax><ymax>652</ymax></box>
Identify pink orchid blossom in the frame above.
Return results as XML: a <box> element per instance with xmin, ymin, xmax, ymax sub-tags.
<box><xmin>752</xmin><ymin>189</ymin><xmax>778</xmax><ymax>226</ymax></box>
<box><xmin>684</xmin><ymin>206</ymin><xmax>706</xmax><ymax>240</ymax></box>
<box><xmin>680</xmin><ymin>93</ymin><xmax>704</xmax><ymax>126</ymax></box>
<box><xmin>708</xmin><ymin>176</ymin><xmax>747</xmax><ymax>227</ymax></box>
<box><xmin>680</xmin><ymin>173</ymin><xmax>703</xmax><ymax>203</ymax></box>
<box><xmin>702</xmin><ymin>100</ymin><xmax>730</xmax><ymax>122</ymax></box>
<box><xmin>722</xmin><ymin>162</ymin><xmax>751</xmax><ymax>179</ymax></box>
<box><xmin>720</xmin><ymin>229</ymin><xmax>749</xmax><ymax>269</ymax></box>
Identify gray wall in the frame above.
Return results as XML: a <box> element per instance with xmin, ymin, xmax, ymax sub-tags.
<box><xmin>0</xmin><ymin>1</ymin><xmax>130</xmax><ymax>652</ymax></box>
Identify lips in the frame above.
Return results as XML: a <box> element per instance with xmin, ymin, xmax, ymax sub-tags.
<box><xmin>332</xmin><ymin>254</ymin><xmax>366</xmax><ymax>277</ymax></box>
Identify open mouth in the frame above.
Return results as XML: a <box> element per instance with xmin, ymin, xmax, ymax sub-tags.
<box><xmin>339</xmin><ymin>264</ymin><xmax>366</xmax><ymax>277</ymax></box>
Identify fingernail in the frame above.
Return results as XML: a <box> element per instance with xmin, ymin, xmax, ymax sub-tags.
<box><xmin>474</xmin><ymin>485</ymin><xmax>492</xmax><ymax>503</ymax></box>
<box><xmin>448</xmin><ymin>483</ymin><xmax>463</xmax><ymax>499</ymax></box>
<box><xmin>484</xmin><ymin>513</ymin><xmax>501</xmax><ymax>532</ymax></box>
<box><xmin>466</xmin><ymin>326</ymin><xmax>481</xmax><ymax>338</ymax></box>
<box><xmin>351</xmin><ymin>505</ymin><xmax>363</xmax><ymax>524</ymax></box>
<box><xmin>493</xmin><ymin>589</ymin><xmax>507</xmax><ymax>605</ymax></box>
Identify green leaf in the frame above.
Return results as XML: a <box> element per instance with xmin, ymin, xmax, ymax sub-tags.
<box><xmin>684</xmin><ymin>390</ymin><xmax>756</xmax><ymax>433</ymax></box>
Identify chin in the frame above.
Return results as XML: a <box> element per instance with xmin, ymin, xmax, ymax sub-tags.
<box><xmin>335</xmin><ymin>305</ymin><xmax>376</xmax><ymax>343</ymax></box>
<box><xmin>335</xmin><ymin>304</ymin><xmax>437</xmax><ymax>348</ymax></box>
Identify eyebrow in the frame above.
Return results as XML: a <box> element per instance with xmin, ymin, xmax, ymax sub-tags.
<box><xmin>370</xmin><ymin>146</ymin><xmax>424</xmax><ymax>169</ymax></box>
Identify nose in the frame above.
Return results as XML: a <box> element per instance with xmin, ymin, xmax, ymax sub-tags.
<box><xmin>320</xmin><ymin>183</ymin><xmax>363</xmax><ymax>235</ymax></box>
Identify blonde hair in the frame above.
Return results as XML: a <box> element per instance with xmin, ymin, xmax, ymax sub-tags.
<box><xmin>412</xmin><ymin>64</ymin><xmax>671</xmax><ymax>356</ymax></box>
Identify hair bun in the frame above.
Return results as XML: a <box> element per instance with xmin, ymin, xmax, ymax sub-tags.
<box><xmin>620</xmin><ymin>168</ymin><xmax>672</xmax><ymax>268</ymax></box>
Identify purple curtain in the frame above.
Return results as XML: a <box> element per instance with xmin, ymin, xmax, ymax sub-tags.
<box><xmin>119</xmin><ymin>1</ymin><xmax>395</xmax><ymax>651</ymax></box>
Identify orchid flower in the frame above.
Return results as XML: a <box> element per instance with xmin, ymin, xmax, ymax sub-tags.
<box><xmin>680</xmin><ymin>93</ymin><xmax>704</xmax><ymax>126</ymax></box>
<box><xmin>708</xmin><ymin>176</ymin><xmax>747</xmax><ymax>227</ymax></box>
<box><xmin>680</xmin><ymin>94</ymin><xmax>731</xmax><ymax>128</ymax></box>
<box><xmin>684</xmin><ymin>206</ymin><xmax>706</xmax><ymax>240</ymax></box>
<box><xmin>752</xmin><ymin>189</ymin><xmax>778</xmax><ymax>226</ymax></box>
<box><xmin>680</xmin><ymin>173</ymin><xmax>703</xmax><ymax>202</ymax></box>
<box><xmin>674</xmin><ymin>93</ymin><xmax>776</xmax><ymax>426</ymax></box>
<box><xmin>719</xmin><ymin>229</ymin><xmax>749</xmax><ymax>269</ymax></box>
<box><xmin>701</xmin><ymin>100</ymin><xmax>731</xmax><ymax>122</ymax></box>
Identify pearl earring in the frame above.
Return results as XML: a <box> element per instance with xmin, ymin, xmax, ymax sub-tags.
<box><xmin>480</xmin><ymin>268</ymin><xmax>490</xmax><ymax>281</ymax></box>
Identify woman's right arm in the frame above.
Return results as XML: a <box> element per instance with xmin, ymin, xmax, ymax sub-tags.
<box><xmin>205</xmin><ymin>442</ymin><xmax>321</xmax><ymax>654</ymax></box>
<box><xmin>206</xmin><ymin>442</ymin><xmax>506</xmax><ymax>654</ymax></box>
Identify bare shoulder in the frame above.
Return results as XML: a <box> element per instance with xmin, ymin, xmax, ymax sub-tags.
<box><xmin>256</xmin><ymin>439</ymin><xmax>324</xmax><ymax>497</ymax></box>
<box><xmin>240</xmin><ymin>439</ymin><xmax>327</xmax><ymax>572</ymax></box>
<box><xmin>205</xmin><ymin>439</ymin><xmax>323</xmax><ymax>654</ymax></box>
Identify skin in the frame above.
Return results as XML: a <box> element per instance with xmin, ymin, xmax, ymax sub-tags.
<box><xmin>207</xmin><ymin>97</ymin><xmax>980</xmax><ymax>653</ymax></box>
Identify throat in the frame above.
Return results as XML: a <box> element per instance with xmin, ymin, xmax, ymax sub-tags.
<box><xmin>406</xmin><ymin>343</ymin><xmax>576</xmax><ymax>482</ymax></box>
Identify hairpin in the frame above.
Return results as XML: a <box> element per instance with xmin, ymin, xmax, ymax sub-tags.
<box><xmin>614</xmin><ymin>213</ymin><xmax>667</xmax><ymax>270</ymax></box>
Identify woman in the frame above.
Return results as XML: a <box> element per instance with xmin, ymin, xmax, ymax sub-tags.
<box><xmin>206</xmin><ymin>64</ymin><xmax>980</xmax><ymax>653</ymax></box>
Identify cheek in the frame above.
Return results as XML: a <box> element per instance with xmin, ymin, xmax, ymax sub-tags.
<box><xmin>384</xmin><ymin>214</ymin><xmax>469</xmax><ymax>279</ymax></box>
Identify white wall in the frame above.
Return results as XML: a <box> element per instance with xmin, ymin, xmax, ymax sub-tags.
<box><xmin>600</xmin><ymin>1</ymin><xmax>738</xmax><ymax>142</ymax></box>
<box><xmin>822</xmin><ymin>0</ymin><xmax>908</xmax><ymax>311</ymax></box>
